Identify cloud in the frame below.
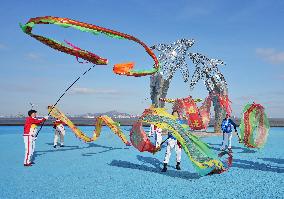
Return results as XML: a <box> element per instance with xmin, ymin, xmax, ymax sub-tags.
<box><xmin>265</xmin><ymin>104</ymin><xmax>284</xmax><ymax>117</ymax></box>
<box><xmin>26</xmin><ymin>52</ymin><xmax>43</xmax><ymax>60</ymax></box>
<box><xmin>0</xmin><ymin>43</ymin><xmax>6</xmax><ymax>49</ymax></box>
<box><xmin>176</xmin><ymin>4</ymin><xmax>211</xmax><ymax>20</ymax></box>
<box><xmin>279</xmin><ymin>74</ymin><xmax>284</xmax><ymax>80</ymax></box>
<box><xmin>234</xmin><ymin>91</ymin><xmax>284</xmax><ymax>103</ymax></box>
<box><xmin>0</xmin><ymin>83</ymin><xmax>39</xmax><ymax>93</ymax></box>
<box><xmin>257</xmin><ymin>91</ymin><xmax>284</xmax><ymax>97</ymax></box>
<box><xmin>234</xmin><ymin>96</ymin><xmax>254</xmax><ymax>101</ymax></box>
<box><xmin>233</xmin><ymin>96</ymin><xmax>258</xmax><ymax>104</ymax></box>
<box><xmin>256</xmin><ymin>48</ymin><xmax>284</xmax><ymax>64</ymax></box>
<box><xmin>70</xmin><ymin>87</ymin><xmax>123</xmax><ymax>95</ymax></box>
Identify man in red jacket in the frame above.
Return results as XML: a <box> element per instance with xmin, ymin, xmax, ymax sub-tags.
<box><xmin>23</xmin><ymin>110</ymin><xmax>48</xmax><ymax>166</ymax></box>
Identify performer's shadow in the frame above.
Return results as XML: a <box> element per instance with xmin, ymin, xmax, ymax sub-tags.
<box><xmin>232</xmin><ymin>158</ymin><xmax>284</xmax><ymax>173</ymax></box>
<box><xmin>82</xmin><ymin>143</ymin><xmax>129</xmax><ymax>156</ymax></box>
<box><xmin>34</xmin><ymin>143</ymin><xmax>80</xmax><ymax>158</ymax></box>
<box><xmin>34</xmin><ymin>143</ymin><xmax>129</xmax><ymax>158</ymax></box>
<box><xmin>206</xmin><ymin>144</ymin><xmax>284</xmax><ymax>173</ymax></box>
<box><xmin>206</xmin><ymin>142</ymin><xmax>257</xmax><ymax>154</ymax></box>
<box><xmin>259</xmin><ymin>158</ymin><xmax>284</xmax><ymax>165</ymax></box>
<box><xmin>109</xmin><ymin>155</ymin><xmax>201</xmax><ymax>180</ymax></box>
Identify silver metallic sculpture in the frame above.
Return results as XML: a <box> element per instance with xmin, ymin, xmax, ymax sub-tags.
<box><xmin>150</xmin><ymin>39</ymin><xmax>229</xmax><ymax>133</ymax></box>
<box><xmin>151</xmin><ymin>39</ymin><xmax>195</xmax><ymax>82</ymax></box>
<box><xmin>189</xmin><ymin>52</ymin><xmax>227</xmax><ymax>93</ymax></box>
<box><xmin>150</xmin><ymin>39</ymin><xmax>195</xmax><ymax>107</ymax></box>
<box><xmin>188</xmin><ymin>52</ymin><xmax>228</xmax><ymax>133</ymax></box>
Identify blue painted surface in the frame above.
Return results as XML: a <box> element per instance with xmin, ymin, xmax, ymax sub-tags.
<box><xmin>0</xmin><ymin>126</ymin><xmax>283</xmax><ymax>198</ymax></box>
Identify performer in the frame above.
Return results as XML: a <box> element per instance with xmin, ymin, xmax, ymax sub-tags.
<box><xmin>221</xmin><ymin>114</ymin><xmax>240</xmax><ymax>152</ymax></box>
<box><xmin>53</xmin><ymin>119</ymin><xmax>66</xmax><ymax>148</ymax></box>
<box><xmin>149</xmin><ymin>124</ymin><xmax>163</xmax><ymax>148</ymax></box>
<box><xmin>23</xmin><ymin>110</ymin><xmax>48</xmax><ymax>166</ymax></box>
<box><xmin>161</xmin><ymin>110</ymin><xmax>182</xmax><ymax>172</ymax></box>
<box><xmin>148</xmin><ymin>124</ymin><xmax>155</xmax><ymax>137</ymax></box>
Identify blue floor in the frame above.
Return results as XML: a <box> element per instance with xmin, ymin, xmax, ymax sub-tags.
<box><xmin>0</xmin><ymin>126</ymin><xmax>283</xmax><ymax>199</ymax></box>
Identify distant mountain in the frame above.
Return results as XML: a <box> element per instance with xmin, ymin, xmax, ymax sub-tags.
<box><xmin>78</xmin><ymin>110</ymin><xmax>138</xmax><ymax>118</ymax></box>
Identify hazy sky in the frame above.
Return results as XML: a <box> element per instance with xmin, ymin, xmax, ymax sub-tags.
<box><xmin>0</xmin><ymin>0</ymin><xmax>283</xmax><ymax>117</ymax></box>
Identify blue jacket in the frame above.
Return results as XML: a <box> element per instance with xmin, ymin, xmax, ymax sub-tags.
<box><xmin>168</xmin><ymin>133</ymin><xmax>176</xmax><ymax>140</ymax></box>
<box><xmin>221</xmin><ymin>119</ymin><xmax>237</xmax><ymax>133</ymax></box>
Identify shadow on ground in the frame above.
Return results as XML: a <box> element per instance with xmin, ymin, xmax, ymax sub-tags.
<box><xmin>206</xmin><ymin>143</ymin><xmax>284</xmax><ymax>173</ymax></box>
<box><xmin>259</xmin><ymin>158</ymin><xmax>284</xmax><ymax>165</ymax></box>
<box><xmin>206</xmin><ymin>142</ymin><xmax>257</xmax><ymax>154</ymax></box>
<box><xmin>109</xmin><ymin>155</ymin><xmax>200</xmax><ymax>180</ymax></box>
<box><xmin>34</xmin><ymin>142</ymin><xmax>130</xmax><ymax>158</ymax></box>
<box><xmin>81</xmin><ymin>143</ymin><xmax>129</xmax><ymax>156</ymax></box>
<box><xmin>232</xmin><ymin>158</ymin><xmax>284</xmax><ymax>173</ymax></box>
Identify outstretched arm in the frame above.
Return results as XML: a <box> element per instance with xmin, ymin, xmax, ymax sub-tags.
<box><xmin>230</xmin><ymin>119</ymin><xmax>242</xmax><ymax>142</ymax></box>
<box><xmin>30</xmin><ymin>117</ymin><xmax>46</xmax><ymax>125</ymax></box>
<box><xmin>230</xmin><ymin>119</ymin><xmax>237</xmax><ymax>131</ymax></box>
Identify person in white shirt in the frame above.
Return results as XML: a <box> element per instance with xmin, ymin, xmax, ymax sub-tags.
<box><xmin>149</xmin><ymin>124</ymin><xmax>163</xmax><ymax>147</ymax></box>
<box><xmin>161</xmin><ymin>110</ymin><xmax>182</xmax><ymax>172</ymax></box>
<box><xmin>53</xmin><ymin>119</ymin><xmax>66</xmax><ymax>148</ymax></box>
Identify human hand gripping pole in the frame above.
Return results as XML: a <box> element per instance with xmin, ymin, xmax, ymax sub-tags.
<box><xmin>152</xmin><ymin>136</ymin><xmax>170</xmax><ymax>154</ymax></box>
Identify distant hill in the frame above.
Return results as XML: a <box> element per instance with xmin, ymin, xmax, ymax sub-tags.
<box><xmin>76</xmin><ymin>110</ymin><xmax>138</xmax><ymax>119</ymax></box>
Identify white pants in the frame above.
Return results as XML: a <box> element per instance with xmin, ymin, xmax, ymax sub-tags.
<box><xmin>221</xmin><ymin>132</ymin><xmax>232</xmax><ymax>149</ymax></box>
<box><xmin>148</xmin><ymin>126</ymin><xmax>154</xmax><ymax>137</ymax></box>
<box><xmin>163</xmin><ymin>138</ymin><xmax>182</xmax><ymax>164</ymax></box>
<box><xmin>23</xmin><ymin>135</ymin><xmax>35</xmax><ymax>164</ymax></box>
<box><xmin>155</xmin><ymin>131</ymin><xmax>163</xmax><ymax>147</ymax></box>
<box><xmin>148</xmin><ymin>124</ymin><xmax>155</xmax><ymax>137</ymax></box>
<box><xmin>54</xmin><ymin>125</ymin><xmax>65</xmax><ymax>146</ymax></box>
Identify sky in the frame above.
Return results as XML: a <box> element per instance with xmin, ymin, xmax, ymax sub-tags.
<box><xmin>0</xmin><ymin>0</ymin><xmax>283</xmax><ymax>117</ymax></box>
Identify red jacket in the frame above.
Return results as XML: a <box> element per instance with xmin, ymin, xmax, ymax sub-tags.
<box><xmin>23</xmin><ymin>116</ymin><xmax>46</xmax><ymax>135</ymax></box>
<box><xmin>53</xmin><ymin>120</ymin><xmax>65</xmax><ymax>128</ymax></box>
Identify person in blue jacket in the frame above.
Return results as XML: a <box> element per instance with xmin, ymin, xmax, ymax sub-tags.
<box><xmin>221</xmin><ymin>114</ymin><xmax>240</xmax><ymax>152</ymax></box>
